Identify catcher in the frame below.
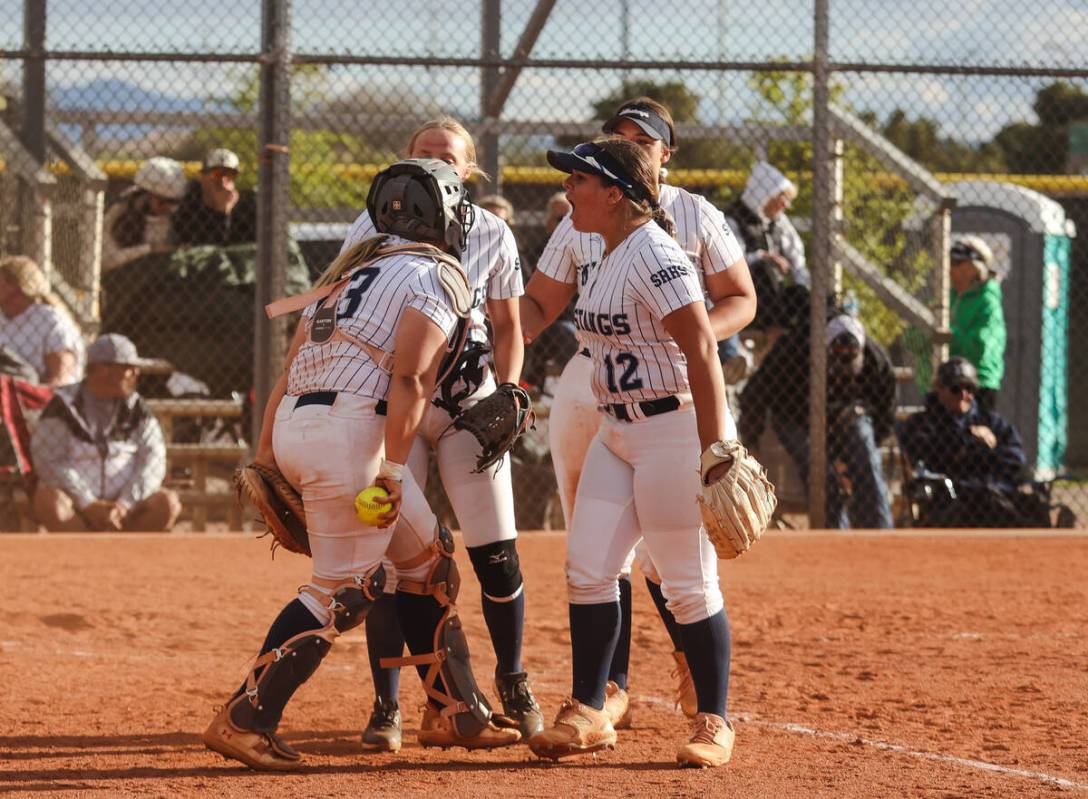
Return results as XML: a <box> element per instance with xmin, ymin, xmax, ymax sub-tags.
<box><xmin>202</xmin><ymin>158</ymin><xmax>520</xmax><ymax>772</ymax></box>
<box><xmin>527</xmin><ymin>138</ymin><xmax>773</xmax><ymax>769</ymax></box>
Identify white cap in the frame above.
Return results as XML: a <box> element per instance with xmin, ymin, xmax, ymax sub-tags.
<box><xmin>203</xmin><ymin>148</ymin><xmax>240</xmax><ymax>172</ymax></box>
<box><xmin>133</xmin><ymin>157</ymin><xmax>188</xmax><ymax>200</ymax></box>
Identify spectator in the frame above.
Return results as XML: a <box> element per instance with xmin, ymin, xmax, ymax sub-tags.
<box><xmin>0</xmin><ymin>255</ymin><xmax>84</xmax><ymax>386</ymax></box>
<box><xmin>724</xmin><ymin>161</ymin><xmax>810</xmax><ymax>330</ymax></box>
<box><xmin>948</xmin><ymin>236</ymin><xmax>1005</xmax><ymax>415</ymax></box>
<box><xmin>478</xmin><ymin>194</ymin><xmax>515</xmax><ymax>225</ymax></box>
<box><xmin>898</xmin><ymin>357</ymin><xmax>1055</xmax><ymax>527</ymax></box>
<box><xmin>739</xmin><ymin>306</ymin><xmax>895</xmax><ymax>529</ymax></box>
<box><xmin>101</xmin><ymin>156</ymin><xmax>188</xmax><ymax>273</ymax></box>
<box><xmin>544</xmin><ymin>191</ymin><xmax>571</xmax><ymax>236</ymax></box>
<box><xmin>173</xmin><ymin>148</ymin><xmax>257</xmax><ymax>246</ymax></box>
<box><xmin>31</xmin><ymin>334</ymin><xmax>180</xmax><ymax>532</ymax></box>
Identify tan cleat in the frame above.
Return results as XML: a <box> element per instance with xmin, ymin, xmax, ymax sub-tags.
<box><xmin>671</xmin><ymin>651</ymin><xmax>698</xmax><ymax>718</ymax></box>
<box><xmin>202</xmin><ymin>704</ymin><xmax>302</xmax><ymax>771</ymax></box>
<box><xmin>603</xmin><ymin>680</ymin><xmax>632</xmax><ymax>730</ymax></box>
<box><xmin>528</xmin><ymin>698</ymin><xmax>617</xmax><ymax>760</ymax></box>
<box><xmin>676</xmin><ymin>713</ymin><xmax>735</xmax><ymax>768</ymax></box>
<box><xmin>417</xmin><ymin>703</ymin><xmax>522</xmax><ymax>750</ymax></box>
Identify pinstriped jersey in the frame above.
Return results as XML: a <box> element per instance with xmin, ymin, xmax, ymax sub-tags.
<box><xmin>288</xmin><ymin>237</ymin><xmax>459</xmax><ymax>399</ymax></box>
<box><xmin>574</xmin><ymin>222</ymin><xmax>705</xmax><ymax>405</ymax></box>
<box><xmin>535</xmin><ymin>183</ymin><xmax>744</xmax><ymax>291</ymax></box>
<box><xmin>340</xmin><ymin>203</ymin><xmax>524</xmax><ymax>346</ymax></box>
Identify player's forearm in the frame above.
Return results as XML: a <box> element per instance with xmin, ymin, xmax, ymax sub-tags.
<box><xmin>685</xmin><ymin>336</ymin><xmax>729</xmax><ymax>450</ymax></box>
<box><xmin>491</xmin><ymin>315</ymin><xmax>524</xmax><ymax>384</ymax></box>
<box><xmin>383</xmin><ymin>373</ymin><xmax>430</xmax><ymax>464</ymax></box>
<box><xmin>518</xmin><ymin>294</ymin><xmax>549</xmax><ymax>343</ymax></box>
<box><xmin>706</xmin><ymin>296</ymin><xmax>756</xmax><ymax>341</ymax></box>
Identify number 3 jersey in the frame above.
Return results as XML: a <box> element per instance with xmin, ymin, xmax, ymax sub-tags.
<box><xmin>288</xmin><ymin>235</ymin><xmax>460</xmax><ymax>399</ymax></box>
<box><xmin>574</xmin><ymin>222</ymin><xmax>705</xmax><ymax>406</ymax></box>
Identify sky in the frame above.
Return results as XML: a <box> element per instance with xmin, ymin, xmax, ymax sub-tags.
<box><xmin>0</xmin><ymin>0</ymin><xmax>1085</xmax><ymax>143</ymax></box>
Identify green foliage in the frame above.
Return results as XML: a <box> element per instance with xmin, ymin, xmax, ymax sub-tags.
<box><xmin>864</xmin><ymin>109</ymin><xmax>1007</xmax><ymax>173</ymax></box>
<box><xmin>992</xmin><ymin>81</ymin><xmax>1088</xmax><ymax>173</ymax></box>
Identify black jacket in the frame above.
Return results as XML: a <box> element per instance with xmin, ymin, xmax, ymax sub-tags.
<box><xmin>738</xmin><ymin>324</ymin><xmax>896</xmax><ymax>446</ymax></box>
<box><xmin>899</xmin><ymin>392</ymin><xmax>1025</xmax><ymax>492</ymax></box>
<box><xmin>173</xmin><ymin>181</ymin><xmax>258</xmax><ymax>246</ymax></box>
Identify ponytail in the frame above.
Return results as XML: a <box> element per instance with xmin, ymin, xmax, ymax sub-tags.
<box><xmin>650</xmin><ymin>205</ymin><xmax>676</xmax><ymax>238</ymax></box>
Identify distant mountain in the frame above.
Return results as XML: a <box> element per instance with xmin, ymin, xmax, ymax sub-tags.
<box><xmin>50</xmin><ymin>78</ymin><xmax>229</xmax><ymax>113</ymax></box>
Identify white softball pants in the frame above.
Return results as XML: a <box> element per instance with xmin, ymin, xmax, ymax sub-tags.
<box><xmin>566</xmin><ymin>407</ymin><xmax>724</xmax><ymax>626</ymax></box>
<box><xmin>272</xmin><ymin>394</ymin><xmax>439</xmax><ymax>621</ymax></box>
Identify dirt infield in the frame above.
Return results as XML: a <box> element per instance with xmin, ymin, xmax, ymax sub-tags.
<box><xmin>1</xmin><ymin>530</ymin><xmax>1086</xmax><ymax>798</ymax></box>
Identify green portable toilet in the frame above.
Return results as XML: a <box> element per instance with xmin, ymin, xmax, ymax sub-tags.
<box><xmin>945</xmin><ymin>180</ymin><xmax>1076</xmax><ymax>479</ymax></box>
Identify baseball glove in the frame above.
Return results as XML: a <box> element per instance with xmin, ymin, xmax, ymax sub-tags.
<box><xmin>235</xmin><ymin>462</ymin><xmax>310</xmax><ymax>557</ymax></box>
<box><xmin>696</xmin><ymin>440</ymin><xmax>776</xmax><ymax>559</ymax></box>
<box><xmin>451</xmin><ymin>382</ymin><xmax>535</xmax><ymax>473</ymax></box>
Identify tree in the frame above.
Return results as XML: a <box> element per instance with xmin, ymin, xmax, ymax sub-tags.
<box><xmin>864</xmin><ymin>109</ymin><xmax>1007</xmax><ymax>173</ymax></box>
<box><xmin>992</xmin><ymin>81</ymin><xmax>1088</xmax><ymax>173</ymax></box>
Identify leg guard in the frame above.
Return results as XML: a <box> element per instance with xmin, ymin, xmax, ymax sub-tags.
<box><xmin>384</xmin><ymin>526</ymin><xmax>494</xmax><ymax>738</ymax></box>
<box><xmin>230</xmin><ymin>563</ymin><xmax>385</xmax><ymax>733</ymax></box>
<box><xmin>467</xmin><ymin>539</ymin><xmax>523</xmax><ymax>601</ymax></box>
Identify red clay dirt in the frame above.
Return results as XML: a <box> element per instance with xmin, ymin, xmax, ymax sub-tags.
<box><xmin>1</xmin><ymin>530</ymin><xmax>1086</xmax><ymax>798</ymax></box>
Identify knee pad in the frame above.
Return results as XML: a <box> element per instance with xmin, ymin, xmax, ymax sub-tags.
<box><xmin>394</xmin><ymin>524</ymin><xmax>459</xmax><ymax>606</ymax></box>
<box><xmin>467</xmin><ymin>539</ymin><xmax>523</xmax><ymax>601</ymax></box>
<box><xmin>302</xmin><ymin>563</ymin><xmax>386</xmax><ymax>634</ymax></box>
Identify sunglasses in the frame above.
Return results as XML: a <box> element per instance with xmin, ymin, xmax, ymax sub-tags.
<box><xmin>950</xmin><ymin>243</ymin><xmax>981</xmax><ymax>264</ymax></box>
<box><xmin>946</xmin><ymin>383</ymin><xmax>976</xmax><ymax>396</ymax></box>
<box><xmin>204</xmin><ymin>167</ymin><xmax>238</xmax><ymax>180</ymax></box>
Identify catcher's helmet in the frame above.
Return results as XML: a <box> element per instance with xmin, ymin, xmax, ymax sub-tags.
<box><xmin>134</xmin><ymin>157</ymin><xmax>188</xmax><ymax>200</ymax></box>
<box><xmin>366</xmin><ymin>159</ymin><xmax>474</xmax><ymax>255</ymax></box>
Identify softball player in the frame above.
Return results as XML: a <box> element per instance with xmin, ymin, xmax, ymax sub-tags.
<box><xmin>202</xmin><ymin>160</ymin><xmax>519</xmax><ymax>771</ymax></box>
<box><xmin>527</xmin><ymin>138</ymin><xmax>738</xmax><ymax>767</ymax></box>
<box><xmin>339</xmin><ymin>118</ymin><xmax>541</xmax><ymax>746</ymax></box>
<box><xmin>520</xmin><ymin>99</ymin><xmax>754</xmax><ymax>726</ymax></box>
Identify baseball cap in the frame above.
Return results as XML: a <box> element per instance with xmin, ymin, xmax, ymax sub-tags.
<box><xmin>949</xmin><ymin>235</ymin><xmax>993</xmax><ymax>269</ymax></box>
<box><xmin>87</xmin><ymin>334</ymin><xmax>145</xmax><ymax>367</ymax></box>
<box><xmin>203</xmin><ymin>148</ymin><xmax>240</xmax><ymax>173</ymax></box>
<box><xmin>826</xmin><ymin>314</ymin><xmax>866</xmax><ymax>350</ymax></box>
<box><xmin>602</xmin><ymin>102</ymin><xmax>674</xmax><ymax>148</ymax></box>
<box><xmin>936</xmin><ymin>357</ymin><xmax>978</xmax><ymax>390</ymax></box>
<box><xmin>546</xmin><ymin>142</ymin><xmax>652</xmax><ymax>205</ymax></box>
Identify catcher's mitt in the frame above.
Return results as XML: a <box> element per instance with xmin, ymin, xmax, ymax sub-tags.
<box><xmin>451</xmin><ymin>382</ymin><xmax>535</xmax><ymax>473</ymax></box>
<box><xmin>696</xmin><ymin>440</ymin><xmax>776</xmax><ymax>559</ymax></box>
<box><xmin>235</xmin><ymin>463</ymin><xmax>310</xmax><ymax>557</ymax></box>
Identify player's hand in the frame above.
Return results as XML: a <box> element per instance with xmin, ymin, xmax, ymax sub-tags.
<box><xmin>206</xmin><ymin>184</ymin><xmax>239</xmax><ymax>215</ymax></box>
<box><xmin>253</xmin><ymin>444</ymin><xmax>276</xmax><ymax>470</ymax></box>
<box><xmin>970</xmin><ymin>425</ymin><xmax>997</xmax><ymax>449</ymax></box>
<box><xmin>374</xmin><ymin>477</ymin><xmax>403</xmax><ymax>528</ymax></box>
<box><xmin>705</xmin><ymin>458</ymin><xmax>734</xmax><ymax>484</ymax></box>
<box><xmin>83</xmin><ymin>500</ymin><xmax>122</xmax><ymax>532</ymax></box>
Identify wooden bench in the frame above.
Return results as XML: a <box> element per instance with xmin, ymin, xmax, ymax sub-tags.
<box><xmin>165</xmin><ymin>442</ymin><xmax>248</xmax><ymax>532</ymax></box>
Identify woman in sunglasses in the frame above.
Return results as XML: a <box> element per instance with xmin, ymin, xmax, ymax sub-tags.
<box><xmin>948</xmin><ymin>235</ymin><xmax>1005</xmax><ymax>415</ymax></box>
<box><xmin>527</xmin><ymin>138</ymin><xmax>739</xmax><ymax>769</ymax></box>
<box><xmin>101</xmin><ymin>156</ymin><xmax>187</xmax><ymax>273</ymax></box>
<box><xmin>520</xmin><ymin>98</ymin><xmax>755</xmax><ymax>732</ymax></box>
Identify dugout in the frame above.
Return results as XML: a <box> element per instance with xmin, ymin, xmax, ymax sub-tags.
<box><xmin>944</xmin><ymin>180</ymin><xmax>1077</xmax><ymax>479</ymax></box>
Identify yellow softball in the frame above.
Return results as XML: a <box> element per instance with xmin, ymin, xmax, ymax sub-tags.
<box><xmin>354</xmin><ymin>485</ymin><xmax>392</xmax><ymax>525</ymax></box>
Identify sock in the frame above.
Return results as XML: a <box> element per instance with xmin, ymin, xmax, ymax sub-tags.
<box><xmin>606</xmin><ymin>576</ymin><xmax>632</xmax><ymax>689</ymax></box>
<box><xmin>569</xmin><ymin>602</ymin><xmax>620</xmax><ymax>710</ymax></box>
<box><xmin>395</xmin><ymin>590</ymin><xmax>452</xmax><ymax>705</ymax></box>
<box><xmin>482</xmin><ymin>590</ymin><xmax>525</xmax><ymax>675</ymax></box>
<box><xmin>645</xmin><ymin>577</ymin><xmax>685</xmax><ymax>652</ymax></box>
<box><xmin>365</xmin><ymin>592</ymin><xmax>403</xmax><ymax>705</ymax></box>
<box><xmin>677</xmin><ymin>609</ymin><xmax>731</xmax><ymax>718</ymax></box>
<box><xmin>233</xmin><ymin>597</ymin><xmax>322</xmax><ymax>699</ymax></box>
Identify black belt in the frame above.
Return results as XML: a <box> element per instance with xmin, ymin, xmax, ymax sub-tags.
<box><xmin>295</xmin><ymin>392</ymin><xmax>386</xmax><ymax>415</ymax></box>
<box><xmin>604</xmin><ymin>395</ymin><xmax>680</xmax><ymax>422</ymax></box>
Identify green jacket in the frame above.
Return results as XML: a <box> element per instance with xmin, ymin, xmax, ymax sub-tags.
<box><xmin>950</xmin><ymin>279</ymin><xmax>1006</xmax><ymax>390</ymax></box>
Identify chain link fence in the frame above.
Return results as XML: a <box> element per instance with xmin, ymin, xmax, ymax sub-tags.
<box><xmin>1</xmin><ymin>0</ymin><xmax>1085</xmax><ymax>531</ymax></box>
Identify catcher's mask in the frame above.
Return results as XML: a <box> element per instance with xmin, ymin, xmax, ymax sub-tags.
<box><xmin>366</xmin><ymin>158</ymin><xmax>474</xmax><ymax>256</ymax></box>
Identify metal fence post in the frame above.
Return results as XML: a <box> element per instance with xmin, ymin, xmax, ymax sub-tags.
<box><xmin>252</xmin><ymin>0</ymin><xmax>292</xmax><ymax>449</ymax></box>
<box><xmin>809</xmin><ymin>0</ymin><xmax>831</xmax><ymax>529</ymax></box>
<box><xmin>480</xmin><ymin>0</ymin><xmax>501</xmax><ymax>194</ymax></box>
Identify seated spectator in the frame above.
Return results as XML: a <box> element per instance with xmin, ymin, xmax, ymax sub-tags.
<box><xmin>0</xmin><ymin>255</ymin><xmax>84</xmax><ymax>386</ymax></box>
<box><xmin>899</xmin><ymin>357</ymin><xmax>1057</xmax><ymax>528</ymax></box>
<box><xmin>31</xmin><ymin>334</ymin><xmax>180</xmax><ymax>532</ymax></box>
<box><xmin>478</xmin><ymin>193</ymin><xmax>515</xmax><ymax>225</ymax></box>
<box><xmin>544</xmin><ymin>191</ymin><xmax>571</xmax><ymax>236</ymax></box>
<box><xmin>101</xmin><ymin>156</ymin><xmax>188</xmax><ymax>273</ymax></box>
<box><xmin>724</xmin><ymin>161</ymin><xmax>810</xmax><ymax>330</ymax></box>
<box><xmin>173</xmin><ymin>148</ymin><xmax>257</xmax><ymax>246</ymax></box>
<box><xmin>739</xmin><ymin>306</ymin><xmax>895</xmax><ymax>529</ymax></box>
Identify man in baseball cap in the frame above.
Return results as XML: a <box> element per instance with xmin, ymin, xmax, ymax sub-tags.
<box><xmin>174</xmin><ymin>146</ymin><xmax>257</xmax><ymax>246</ymax></box>
<box><xmin>31</xmin><ymin>333</ymin><xmax>181</xmax><ymax>532</ymax></box>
